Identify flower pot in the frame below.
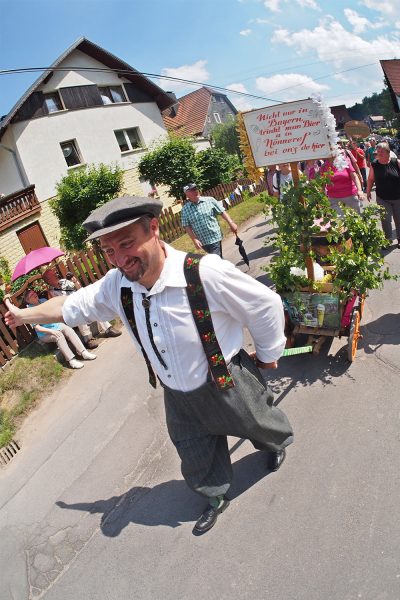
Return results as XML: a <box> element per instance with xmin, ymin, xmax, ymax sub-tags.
<box><xmin>308</xmin><ymin>233</ymin><xmax>352</xmax><ymax>264</ymax></box>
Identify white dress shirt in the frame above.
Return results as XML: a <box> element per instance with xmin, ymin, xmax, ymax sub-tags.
<box><xmin>62</xmin><ymin>243</ymin><xmax>286</xmax><ymax>392</ymax></box>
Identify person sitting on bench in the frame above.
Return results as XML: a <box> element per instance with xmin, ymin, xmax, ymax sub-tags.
<box><xmin>23</xmin><ymin>288</ymin><xmax>97</xmax><ymax>369</ymax></box>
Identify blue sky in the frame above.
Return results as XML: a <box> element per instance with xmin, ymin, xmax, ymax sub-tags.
<box><xmin>1</xmin><ymin>0</ymin><xmax>400</xmax><ymax>117</ymax></box>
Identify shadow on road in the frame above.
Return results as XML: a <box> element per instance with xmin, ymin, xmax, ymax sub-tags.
<box><xmin>55</xmin><ymin>452</ymin><xmax>273</xmax><ymax>536</ymax></box>
<box><xmin>363</xmin><ymin>313</ymin><xmax>400</xmax><ymax>355</ymax></box>
<box><xmin>267</xmin><ymin>340</ymin><xmax>354</xmax><ymax>406</ymax></box>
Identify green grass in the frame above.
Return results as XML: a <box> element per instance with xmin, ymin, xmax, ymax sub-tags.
<box><xmin>171</xmin><ymin>194</ymin><xmax>265</xmax><ymax>253</ymax></box>
<box><xmin>0</xmin><ymin>344</ymin><xmax>66</xmax><ymax>448</ymax></box>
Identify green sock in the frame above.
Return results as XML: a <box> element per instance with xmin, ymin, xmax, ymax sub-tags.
<box><xmin>209</xmin><ymin>495</ymin><xmax>224</xmax><ymax>509</ymax></box>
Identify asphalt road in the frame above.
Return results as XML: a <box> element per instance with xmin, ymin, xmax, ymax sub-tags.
<box><xmin>1</xmin><ymin>210</ymin><xmax>400</xmax><ymax>600</ymax></box>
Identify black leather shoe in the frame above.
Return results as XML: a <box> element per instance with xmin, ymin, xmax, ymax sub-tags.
<box><xmin>85</xmin><ymin>339</ymin><xmax>99</xmax><ymax>349</ymax></box>
<box><xmin>268</xmin><ymin>448</ymin><xmax>286</xmax><ymax>472</ymax></box>
<box><xmin>193</xmin><ymin>499</ymin><xmax>230</xmax><ymax>535</ymax></box>
<box><xmin>105</xmin><ymin>327</ymin><xmax>122</xmax><ymax>338</ymax></box>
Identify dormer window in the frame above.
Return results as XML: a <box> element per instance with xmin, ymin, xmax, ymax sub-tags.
<box><xmin>98</xmin><ymin>85</ymin><xmax>127</xmax><ymax>104</ymax></box>
<box><xmin>44</xmin><ymin>92</ymin><xmax>63</xmax><ymax>113</ymax></box>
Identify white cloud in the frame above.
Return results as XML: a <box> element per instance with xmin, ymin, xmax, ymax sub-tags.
<box><xmin>264</xmin><ymin>0</ymin><xmax>319</xmax><ymax>12</ymax></box>
<box><xmin>159</xmin><ymin>60</ymin><xmax>209</xmax><ymax>91</ymax></box>
<box><xmin>255</xmin><ymin>73</ymin><xmax>329</xmax><ymax>101</ymax></box>
<box><xmin>359</xmin><ymin>0</ymin><xmax>399</xmax><ymax>17</ymax></box>
<box><xmin>225</xmin><ymin>83</ymin><xmax>256</xmax><ymax>111</ymax></box>
<box><xmin>344</xmin><ymin>8</ymin><xmax>370</xmax><ymax>34</ymax></box>
<box><xmin>240</xmin><ymin>28</ymin><xmax>252</xmax><ymax>36</ymax></box>
<box><xmin>226</xmin><ymin>83</ymin><xmax>249</xmax><ymax>94</ymax></box>
<box><xmin>271</xmin><ymin>17</ymin><xmax>400</xmax><ymax>68</ymax></box>
<box><xmin>255</xmin><ymin>17</ymin><xmax>273</xmax><ymax>24</ymax></box>
<box><xmin>264</xmin><ymin>0</ymin><xmax>281</xmax><ymax>12</ymax></box>
<box><xmin>297</xmin><ymin>0</ymin><xmax>319</xmax><ymax>9</ymax></box>
<box><xmin>344</xmin><ymin>8</ymin><xmax>386</xmax><ymax>33</ymax></box>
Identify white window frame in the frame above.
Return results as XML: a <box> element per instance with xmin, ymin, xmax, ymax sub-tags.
<box><xmin>60</xmin><ymin>139</ymin><xmax>83</xmax><ymax>167</ymax></box>
<box><xmin>44</xmin><ymin>91</ymin><xmax>64</xmax><ymax>113</ymax></box>
<box><xmin>213</xmin><ymin>113</ymin><xmax>222</xmax><ymax>124</ymax></box>
<box><xmin>98</xmin><ymin>85</ymin><xmax>127</xmax><ymax>105</ymax></box>
<box><xmin>114</xmin><ymin>127</ymin><xmax>144</xmax><ymax>153</ymax></box>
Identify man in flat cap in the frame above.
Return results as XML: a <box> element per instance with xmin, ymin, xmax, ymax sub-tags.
<box><xmin>5</xmin><ymin>195</ymin><xmax>293</xmax><ymax>535</ymax></box>
<box><xmin>181</xmin><ymin>183</ymin><xmax>238</xmax><ymax>258</ymax></box>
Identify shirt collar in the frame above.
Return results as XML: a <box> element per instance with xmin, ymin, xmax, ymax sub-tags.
<box><xmin>122</xmin><ymin>242</ymin><xmax>187</xmax><ymax>295</ymax></box>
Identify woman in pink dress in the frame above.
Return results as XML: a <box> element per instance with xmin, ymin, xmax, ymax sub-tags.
<box><xmin>320</xmin><ymin>154</ymin><xmax>364</xmax><ymax>216</ymax></box>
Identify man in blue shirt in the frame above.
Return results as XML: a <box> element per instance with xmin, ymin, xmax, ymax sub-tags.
<box><xmin>181</xmin><ymin>183</ymin><xmax>238</xmax><ymax>257</ymax></box>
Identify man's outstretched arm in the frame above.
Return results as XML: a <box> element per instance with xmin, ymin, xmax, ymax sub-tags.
<box><xmin>4</xmin><ymin>296</ymin><xmax>67</xmax><ymax>328</ymax></box>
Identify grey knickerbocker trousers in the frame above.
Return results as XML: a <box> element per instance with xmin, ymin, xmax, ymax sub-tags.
<box><xmin>163</xmin><ymin>349</ymin><xmax>294</xmax><ymax>498</ymax></box>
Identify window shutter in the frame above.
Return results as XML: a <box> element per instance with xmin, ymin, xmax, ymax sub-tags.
<box><xmin>124</xmin><ymin>83</ymin><xmax>153</xmax><ymax>103</ymax></box>
<box><xmin>60</xmin><ymin>85</ymin><xmax>103</xmax><ymax>109</ymax></box>
<box><xmin>13</xmin><ymin>92</ymin><xmax>48</xmax><ymax>122</ymax></box>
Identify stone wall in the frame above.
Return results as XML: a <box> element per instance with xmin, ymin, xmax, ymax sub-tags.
<box><xmin>121</xmin><ymin>167</ymin><xmax>176</xmax><ymax>210</ymax></box>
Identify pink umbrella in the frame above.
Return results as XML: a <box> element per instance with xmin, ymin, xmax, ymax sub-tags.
<box><xmin>12</xmin><ymin>247</ymin><xmax>64</xmax><ymax>281</ymax></box>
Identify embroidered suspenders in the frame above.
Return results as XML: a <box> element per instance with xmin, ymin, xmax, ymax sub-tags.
<box><xmin>120</xmin><ymin>287</ymin><xmax>157</xmax><ymax>389</ymax></box>
<box><xmin>184</xmin><ymin>254</ymin><xmax>234</xmax><ymax>391</ymax></box>
<box><xmin>120</xmin><ymin>254</ymin><xmax>234</xmax><ymax>392</ymax></box>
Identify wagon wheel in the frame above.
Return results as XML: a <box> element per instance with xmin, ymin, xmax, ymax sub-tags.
<box><xmin>359</xmin><ymin>294</ymin><xmax>365</xmax><ymax>319</ymax></box>
<box><xmin>347</xmin><ymin>310</ymin><xmax>361</xmax><ymax>362</ymax></box>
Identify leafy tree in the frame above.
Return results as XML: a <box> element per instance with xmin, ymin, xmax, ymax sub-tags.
<box><xmin>0</xmin><ymin>257</ymin><xmax>11</xmax><ymax>285</ymax></box>
<box><xmin>195</xmin><ymin>147</ymin><xmax>241</xmax><ymax>189</ymax></box>
<box><xmin>51</xmin><ymin>163</ymin><xmax>123</xmax><ymax>250</ymax></box>
<box><xmin>348</xmin><ymin>83</ymin><xmax>398</xmax><ymax>126</ymax></box>
<box><xmin>210</xmin><ymin>120</ymin><xmax>242</xmax><ymax>159</ymax></box>
<box><xmin>138</xmin><ymin>135</ymin><xmax>201</xmax><ymax>200</ymax></box>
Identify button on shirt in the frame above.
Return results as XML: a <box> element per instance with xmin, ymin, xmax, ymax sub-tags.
<box><xmin>181</xmin><ymin>196</ymin><xmax>225</xmax><ymax>245</ymax></box>
<box><xmin>62</xmin><ymin>244</ymin><xmax>286</xmax><ymax>392</ymax></box>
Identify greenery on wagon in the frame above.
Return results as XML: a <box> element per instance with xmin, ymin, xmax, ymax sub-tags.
<box><xmin>261</xmin><ymin>173</ymin><xmax>395</xmax><ymax>297</ymax></box>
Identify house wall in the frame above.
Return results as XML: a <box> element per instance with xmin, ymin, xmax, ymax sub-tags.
<box><xmin>203</xmin><ymin>96</ymin><xmax>236</xmax><ymax>138</ymax></box>
<box><xmin>7</xmin><ymin>102</ymin><xmax>167</xmax><ymax>201</ymax></box>
<box><xmin>122</xmin><ymin>169</ymin><xmax>175</xmax><ymax>209</ymax></box>
<box><xmin>193</xmin><ymin>138</ymin><xmax>211</xmax><ymax>152</ymax></box>
<box><xmin>1</xmin><ymin>50</ymin><xmax>169</xmax><ymax>200</ymax></box>
<box><xmin>0</xmin><ymin>48</ymin><xmax>176</xmax><ymax>257</ymax></box>
<box><xmin>0</xmin><ymin>200</ymin><xmax>60</xmax><ymax>267</ymax></box>
<box><xmin>0</xmin><ymin>129</ymin><xmax>28</xmax><ymax>195</ymax></box>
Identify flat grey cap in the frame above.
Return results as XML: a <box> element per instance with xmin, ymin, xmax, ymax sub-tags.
<box><xmin>83</xmin><ymin>195</ymin><xmax>163</xmax><ymax>241</ymax></box>
<box><xmin>183</xmin><ymin>183</ymin><xmax>197</xmax><ymax>193</ymax></box>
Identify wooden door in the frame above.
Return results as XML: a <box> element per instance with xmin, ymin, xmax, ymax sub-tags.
<box><xmin>17</xmin><ymin>221</ymin><xmax>49</xmax><ymax>253</ymax></box>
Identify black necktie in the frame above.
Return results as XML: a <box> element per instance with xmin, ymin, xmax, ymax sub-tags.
<box><xmin>141</xmin><ymin>294</ymin><xmax>167</xmax><ymax>370</ymax></box>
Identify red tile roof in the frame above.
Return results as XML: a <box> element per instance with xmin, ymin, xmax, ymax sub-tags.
<box><xmin>330</xmin><ymin>105</ymin><xmax>351</xmax><ymax>124</ymax></box>
<box><xmin>380</xmin><ymin>59</ymin><xmax>400</xmax><ymax>113</ymax></box>
<box><xmin>381</xmin><ymin>60</ymin><xmax>400</xmax><ymax>95</ymax></box>
<box><xmin>162</xmin><ymin>87</ymin><xmax>213</xmax><ymax>136</ymax></box>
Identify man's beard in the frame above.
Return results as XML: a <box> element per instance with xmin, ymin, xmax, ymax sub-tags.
<box><xmin>118</xmin><ymin>258</ymin><xmax>146</xmax><ymax>282</ymax></box>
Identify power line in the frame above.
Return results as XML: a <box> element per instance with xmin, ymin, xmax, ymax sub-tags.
<box><xmin>0</xmin><ymin>66</ymin><xmax>283</xmax><ymax>104</ymax></box>
<box><xmin>268</xmin><ymin>62</ymin><xmax>378</xmax><ymax>95</ymax></box>
<box><xmin>0</xmin><ymin>58</ymin><xmax>390</xmax><ymax>109</ymax></box>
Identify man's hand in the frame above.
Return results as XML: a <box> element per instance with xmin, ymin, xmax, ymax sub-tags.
<box><xmin>230</xmin><ymin>222</ymin><xmax>238</xmax><ymax>234</ymax></box>
<box><xmin>4</xmin><ymin>299</ymin><xmax>23</xmax><ymax>328</ymax></box>
<box><xmin>193</xmin><ymin>238</ymin><xmax>203</xmax><ymax>251</ymax></box>
<box><xmin>249</xmin><ymin>351</ymin><xmax>278</xmax><ymax>369</ymax></box>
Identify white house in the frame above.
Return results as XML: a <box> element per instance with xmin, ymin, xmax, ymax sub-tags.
<box><xmin>0</xmin><ymin>37</ymin><xmax>176</xmax><ymax>265</ymax></box>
